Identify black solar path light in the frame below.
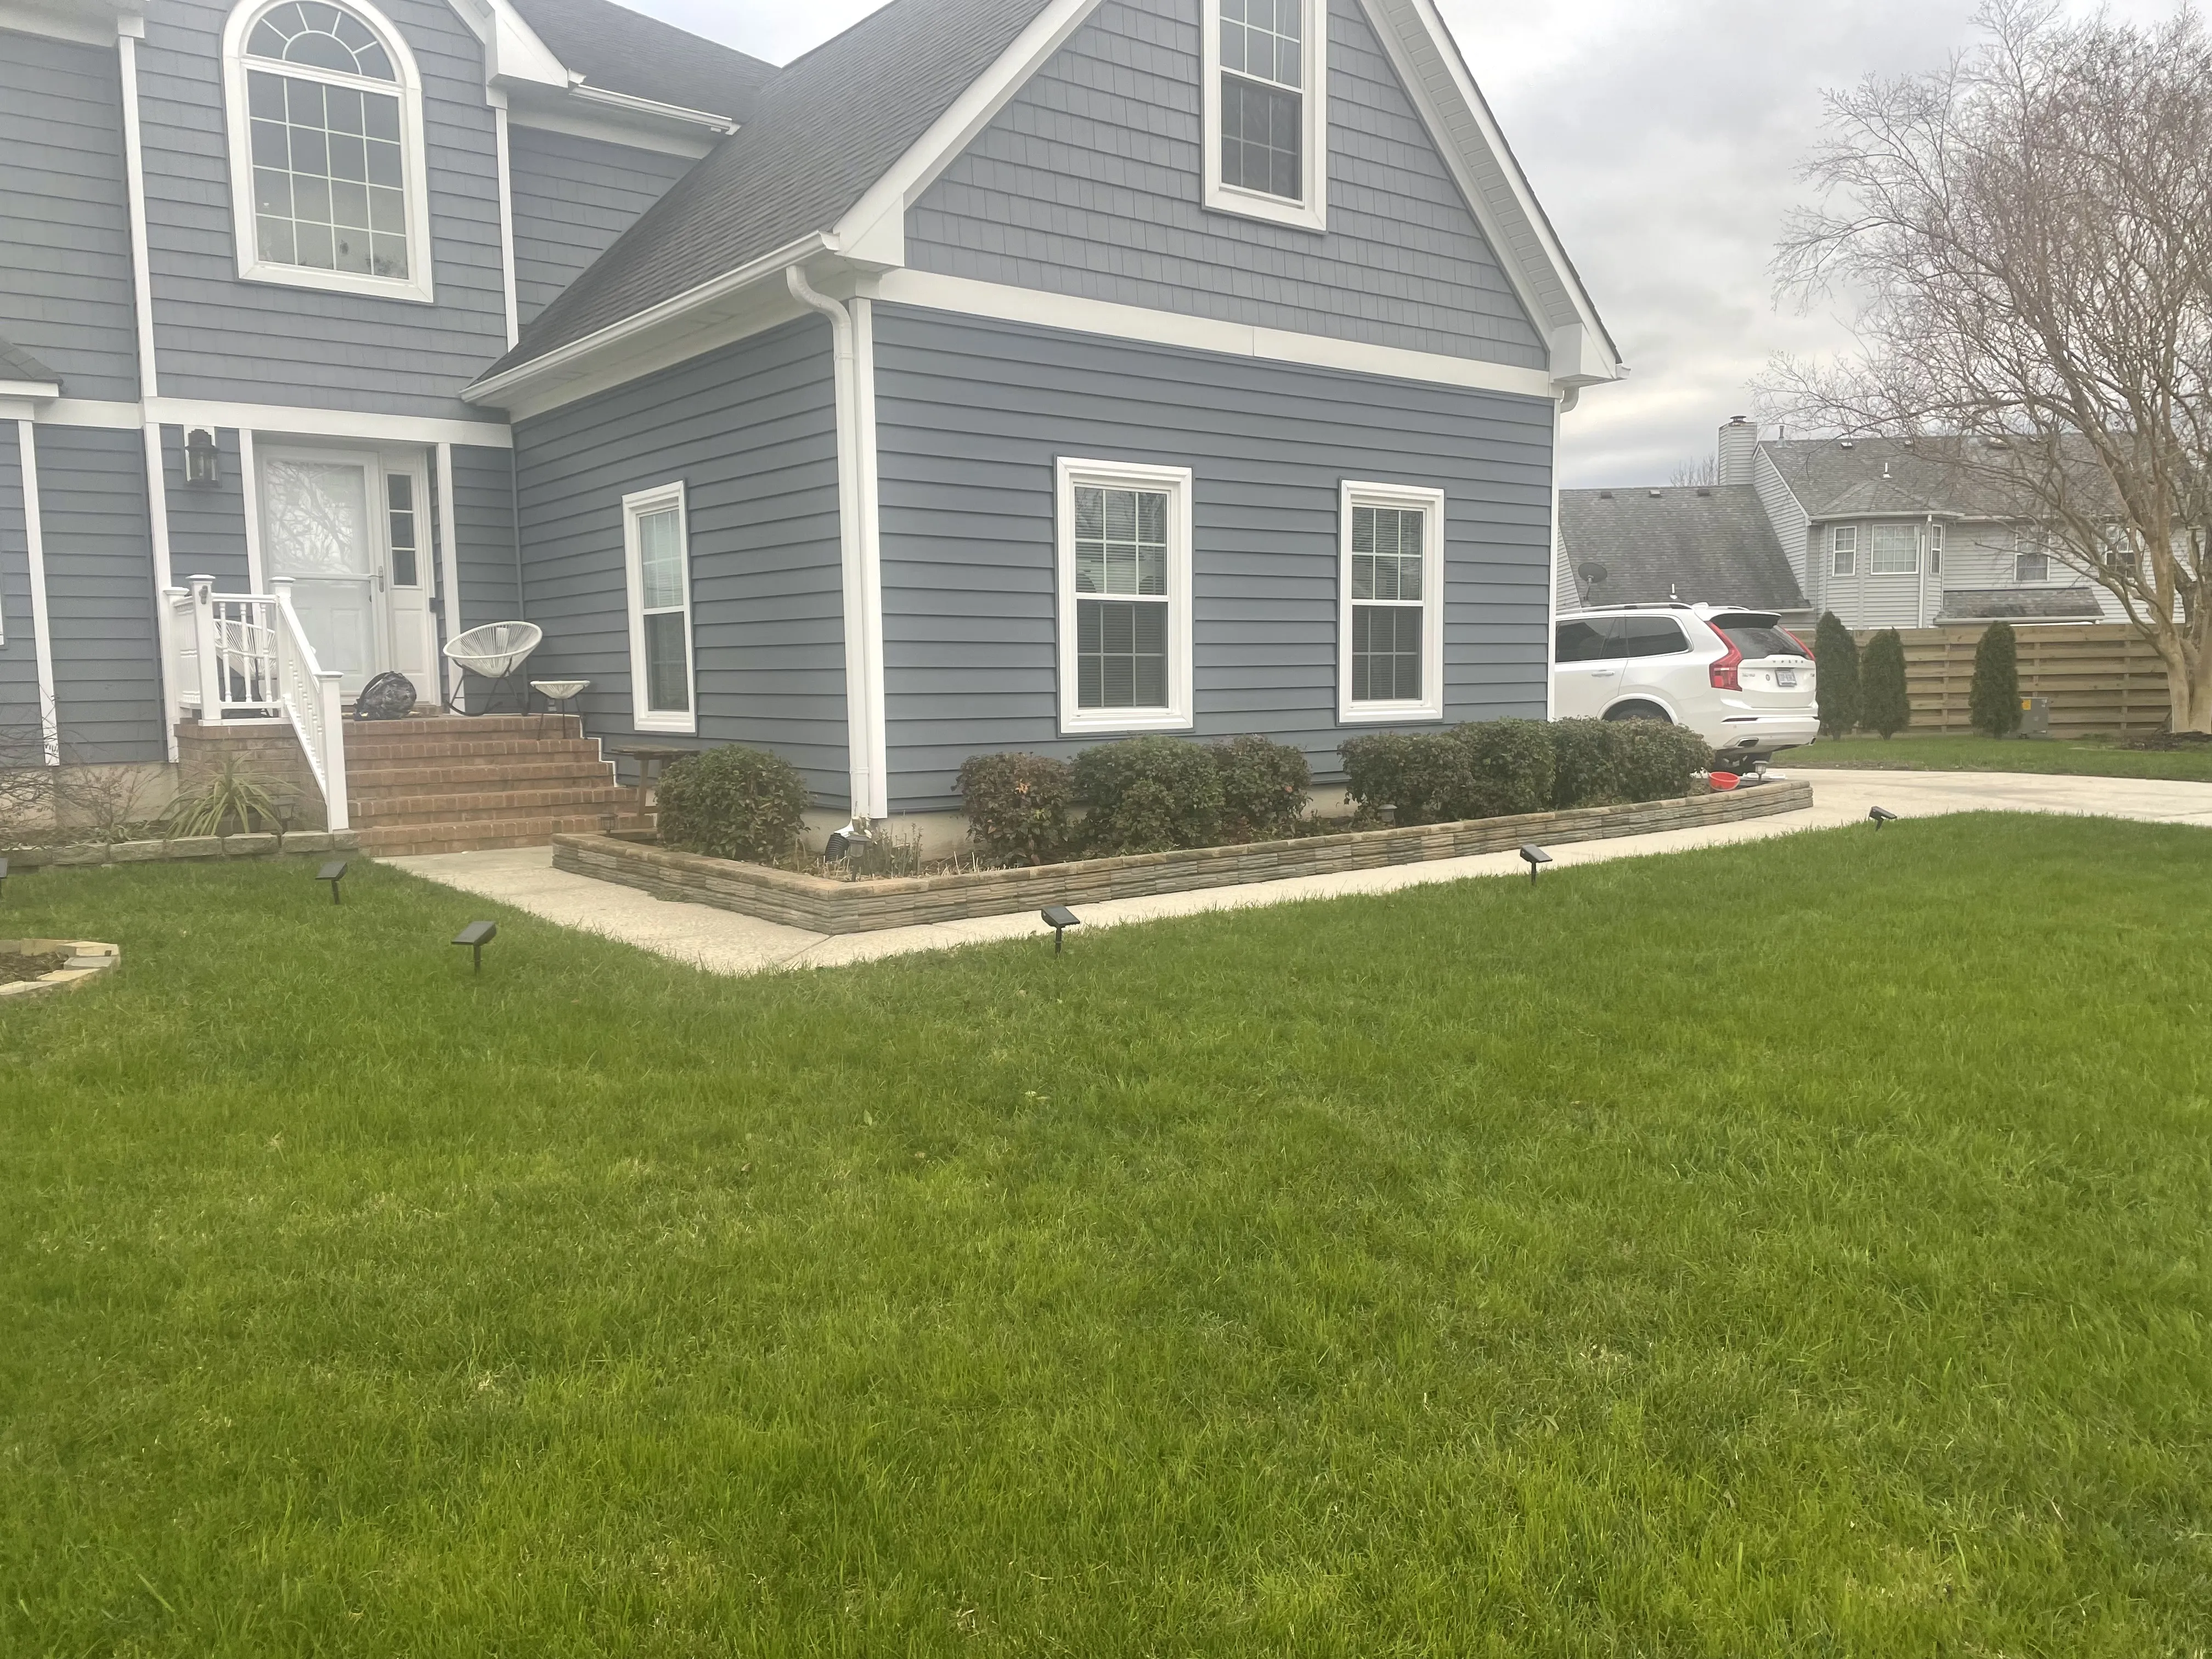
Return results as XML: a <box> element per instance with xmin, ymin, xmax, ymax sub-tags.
<box><xmin>1519</xmin><ymin>844</ymin><xmax>1553</xmax><ymax>887</ymax></box>
<box><xmin>1869</xmin><ymin>806</ymin><xmax>1899</xmax><ymax>829</ymax></box>
<box><xmin>1040</xmin><ymin>906</ymin><xmax>1081</xmax><ymax>955</ymax></box>
<box><xmin>317</xmin><ymin>860</ymin><xmax>348</xmax><ymax>905</ymax></box>
<box><xmin>453</xmin><ymin>920</ymin><xmax>497</xmax><ymax>972</ymax></box>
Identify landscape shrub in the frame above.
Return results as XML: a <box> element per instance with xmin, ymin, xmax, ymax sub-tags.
<box><xmin>1340</xmin><ymin>731</ymin><xmax>1467</xmax><ymax>826</ymax></box>
<box><xmin>1860</xmin><ymin>629</ymin><xmax>1912</xmax><ymax>737</ymax></box>
<box><xmin>655</xmin><ymin>744</ymin><xmax>810</xmax><ymax>864</ymax></box>
<box><xmin>957</xmin><ymin>751</ymin><xmax>1075</xmax><ymax>866</ymax></box>
<box><xmin>1609</xmin><ymin>719</ymin><xmax>1714</xmax><ymax>799</ymax></box>
<box><xmin>1072</xmin><ymin>735</ymin><xmax>1224</xmax><ymax>855</ymax></box>
<box><xmin>1813</xmin><ymin>611</ymin><xmax>1861</xmax><ymax>737</ymax></box>
<box><xmin>1549</xmin><ymin>718</ymin><xmax>1629</xmax><ymax>807</ymax></box>
<box><xmin>1453</xmin><ymin>718</ymin><xmax>1556</xmax><ymax>820</ymax></box>
<box><xmin>1970</xmin><ymin>620</ymin><xmax>2023</xmax><ymax>737</ymax></box>
<box><xmin>1212</xmin><ymin>734</ymin><xmax>1310</xmax><ymax>843</ymax></box>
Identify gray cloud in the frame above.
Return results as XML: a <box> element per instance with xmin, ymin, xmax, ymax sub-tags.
<box><xmin>614</xmin><ymin>0</ymin><xmax>2182</xmax><ymax>485</ymax></box>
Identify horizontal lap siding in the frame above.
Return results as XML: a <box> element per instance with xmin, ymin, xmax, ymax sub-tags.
<box><xmin>33</xmin><ymin>426</ymin><xmax>163</xmax><ymax>763</ymax></box>
<box><xmin>513</xmin><ymin>321</ymin><xmax>849</xmax><ymax>801</ymax></box>
<box><xmin>0</xmin><ymin>31</ymin><xmax>140</xmax><ymax>400</ymax></box>
<box><xmin>507</xmin><ymin>126</ymin><xmax>695</xmax><ymax>330</ymax></box>
<box><xmin>160</xmin><ymin>425</ymin><xmax>251</xmax><ymax>589</ymax></box>
<box><xmin>905</xmin><ymin>0</ymin><xmax>1544</xmax><ymax>369</ymax></box>
<box><xmin>452</xmin><ymin>444</ymin><xmax>518</xmax><ymax>628</ymax></box>
<box><xmin>874</xmin><ymin>306</ymin><xmax>1553</xmax><ymax>812</ymax></box>
<box><xmin>0</xmin><ymin>432</ymin><xmax>36</xmax><ymax>750</ymax></box>
<box><xmin>139</xmin><ymin>0</ymin><xmax>510</xmax><ymax>422</ymax></box>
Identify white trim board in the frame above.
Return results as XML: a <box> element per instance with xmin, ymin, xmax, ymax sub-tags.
<box><xmin>116</xmin><ymin>27</ymin><xmax>159</xmax><ymax>400</ymax></box>
<box><xmin>142</xmin><ymin>421</ymin><xmax>180</xmax><ymax>760</ymax></box>
<box><xmin>0</xmin><ymin>0</ymin><xmax>122</xmax><ymax>46</ymax></box>
<box><xmin>873</xmin><ymin>270</ymin><xmax>1559</xmax><ymax>399</ymax></box>
<box><xmin>35</xmin><ymin>397</ymin><xmax>512</xmax><ymax>448</ymax></box>
<box><xmin>14</xmin><ymin>420</ymin><xmax>60</xmax><ymax>764</ymax></box>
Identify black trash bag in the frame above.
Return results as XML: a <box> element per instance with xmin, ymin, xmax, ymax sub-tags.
<box><xmin>354</xmin><ymin>671</ymin><xmax>419</xmax><ymax>720</ymax></box>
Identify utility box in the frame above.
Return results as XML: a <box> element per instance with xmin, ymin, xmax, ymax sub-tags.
<box><xmin>2018</xmin><ymin>695</ymin><xmax>2051</xmax><ymax>738</ymax></box>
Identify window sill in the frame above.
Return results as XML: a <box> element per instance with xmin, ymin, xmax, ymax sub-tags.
<box><xmin>1339</xmin><ymin>703</ymin><xmax>1444</xmax><ymax>726</ymax></box>
<box><xmin>632</xmin><ymin>712</ymin><xmax>697</xmax><ymax>736</ymax></box>
<box><xmin>1200</xmin><ymin>185</ymin><xmax>1327</xmax><ymax>235</ymax></box>
<box><xmin>1059</xmin><ymin>707</ymin><xmax>1194</xmax><ymax>737</ymax></box>
<box><xmin>235</xmin><ymin>256</ymin><xmax>435</xmax><ymax>307</ymax></box>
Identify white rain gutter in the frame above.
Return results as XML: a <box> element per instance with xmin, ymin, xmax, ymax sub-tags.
<box><xmin>786</xmin><ymin>265</ymin><xmax>888</xmax><ymax>820</ymax></box>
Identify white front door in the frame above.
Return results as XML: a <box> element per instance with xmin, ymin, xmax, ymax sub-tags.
<box><xmin>263</xmin><ymin>450</ymin><xmax>385</xmax><ymax>695</ymax></box>
<box><xmin>261</xmin><ymin>447</ymin><xmax>435</xmax><ymax>701</ymax></box>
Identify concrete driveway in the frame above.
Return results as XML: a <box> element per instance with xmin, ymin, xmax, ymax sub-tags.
<box><xmin>383</xmin><ymin>768</ymin><xmax>2212</xmax><ymax>977</ymax></box>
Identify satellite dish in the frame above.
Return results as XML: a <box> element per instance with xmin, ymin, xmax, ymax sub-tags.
<box><xmin>1577</xmin><ymin>562</ymin><xmax>1609</xmax><ymax>586</ymax></box>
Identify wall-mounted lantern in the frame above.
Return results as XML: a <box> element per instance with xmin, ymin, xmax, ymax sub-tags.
<box><xmin>184</xmin><ymin>426</ymin><xmax>221</xmax><ymax>487</ymax></box>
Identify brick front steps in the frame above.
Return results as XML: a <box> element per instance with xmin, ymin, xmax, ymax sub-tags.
<box><xmin>552</xmin><ymin>781</ymin><xmax>1815</xmax><ymax>935</ymax></box>
<box><xmin>346</xmin><ymin>714</ymin><xmax>637</xmax><ymax>856</ymax></box>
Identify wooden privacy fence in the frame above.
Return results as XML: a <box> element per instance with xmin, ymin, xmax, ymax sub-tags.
<box><xmin>1853</xmin><ymin>623</ymin><xmax>2170</xmax><ymax>738</ymax></box>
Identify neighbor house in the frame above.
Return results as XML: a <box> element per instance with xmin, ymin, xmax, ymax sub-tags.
<box><xmin>1558</xmin><ymin>415</ymin><xmax>2134</xmax><ymax>631</ymax></box>
<box><xmin>1</xmin><ymin>0</ymin><xmax>1620</xmax><ymax>851</ymax></box>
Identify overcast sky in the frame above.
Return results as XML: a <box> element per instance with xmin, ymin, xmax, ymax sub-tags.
<box><xmin>620</xmin><ymin>0</ymin><xmax>2179</xmax><ymax>488</ymax></box>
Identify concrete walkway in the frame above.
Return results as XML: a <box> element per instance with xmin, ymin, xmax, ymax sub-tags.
<box><xmin>382</xmin><ymin>769</ymin><xmax>2212</xmax><ymax>977</ymax></box>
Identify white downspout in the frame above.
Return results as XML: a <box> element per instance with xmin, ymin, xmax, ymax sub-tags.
<box><xmin>787</xmin><ymin>264</ymin><xmax>888</xmax><ymax>820</ymax></box>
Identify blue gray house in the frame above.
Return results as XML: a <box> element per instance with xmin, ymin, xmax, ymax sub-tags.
<box><xmin>1</xmin><ymin>0</ymin><xmax>1618</xmax><ymax>852</ymax></box>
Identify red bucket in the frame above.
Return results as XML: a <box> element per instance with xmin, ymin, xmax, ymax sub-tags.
<box><xmin>1708</xmin><ymin>771</ymin><xmax>1740</xmax><ymax>791</ymax></box>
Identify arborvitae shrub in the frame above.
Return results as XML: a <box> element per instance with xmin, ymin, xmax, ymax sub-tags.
<box><xmin>1072</xmin><ymin>735</ymin><xmax>1224</xmax><ymax>855</ymax></box>
<box><xmin>1860</xmin><ymin>629</ymin><xmax>1912</xmax><ymax>737</ymax></box>
<box><xmin>1970</xmin><ymin>620</ymin><xmax>2023</xmax><ymax>737</ymax></box>
<box><xmin>1813</xmin><ymin>612</ymin><xmax>1861</xmax><ymax>738</ymax></box>
<box><xmin>655</xmin><ymin>745</ymin><xmax>810</xmax><ymax>864</ymax></box>
<box><xmin>957</xmin><ymin>751</ymin><xmax>1074</xmax><ymax>865</ymax></box>
<box><xmin>1212</xmin><ymin>734</ymin><xmax>1310</xmax><ymax>843</ymax></box>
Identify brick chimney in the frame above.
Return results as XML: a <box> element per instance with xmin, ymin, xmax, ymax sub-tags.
<box><xmin>1717</xmin><ymin>415</ymin><xmax>1757</xmax><ymax>486</ymax></box>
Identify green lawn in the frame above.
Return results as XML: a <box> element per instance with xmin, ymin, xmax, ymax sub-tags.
<box><xmin>4</xmin><ymin>820</ymin><xmax>2210</xmax><ymax>1655</ymax></box>
<box><xmin>1787</xmin><ymin>732</ymin><xmax>2212</xmax><ymax>781</ymax></box>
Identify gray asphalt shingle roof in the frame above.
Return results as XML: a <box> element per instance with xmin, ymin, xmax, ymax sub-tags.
<box><xmin>1760</xmin><ymin>437</ymin><xmax>2058</xmax><ymax>521</ymax></box>
<box><xmin>0</xmin><ymin>332</ymin><xmax>59</xmax><ymax>388</ymax></box>
<box><xmin>490</xmin><ymin>0</ymin><xmax>1059</xmax><ymax>376</ymax></box>
<box><xmin>1558</xmin><ymin>484</ymin><xmax>1807</xmax><ymax>612</ymax></box>
<box><xmin>509</xmin><ymin>0</ymin><xmax>776</xmax><ymax>119</ymax></box>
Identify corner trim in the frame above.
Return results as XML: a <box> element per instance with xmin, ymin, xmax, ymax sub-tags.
<box><xmin>142</xmin><ymin>422</ymin><xmax>180</xmax><ymax>760</ymax></box>
<box><xmin>116</xmin><ymin>31</ymin><xmax>159</xmax><ymax>400</ymax></box>
<box><xmin>14</xmin><ymin>420</ymin><xmax>60</xmax><ymax>764</ymax></box>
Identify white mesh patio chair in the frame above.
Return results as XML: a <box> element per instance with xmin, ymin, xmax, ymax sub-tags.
<box><xmin>442</xmin><ymin>620</ymin><xmax>543</xmax><ymax>714</ymax></box>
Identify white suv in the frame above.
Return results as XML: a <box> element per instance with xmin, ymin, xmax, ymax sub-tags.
<box><xmin>1554</xmin><ymin>603</ymin><xmax>1819</xmax><ymax>764</ymax></box>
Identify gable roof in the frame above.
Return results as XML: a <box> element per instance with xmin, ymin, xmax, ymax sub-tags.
<box><xmin>1760</xmin><ymin>437</ymin><xmax>2038</xmax><ymax>521</ymax></box>
<box><xmin>489</xmin><ymin>0</ymin><xmax>1060</xmax><ymax>376</ymax></box>
<box><xmin>506</xmin><ymin>0</ymin><xmax>777</xmax><ymax>120</ymax></box>
<box><xmin>1559</xmin><ymin>484</ymin><xmax>1807</xmax><ymax>612</ymax></box>
<box><xmin>0</xmin><ymin>332</ymin><xmax>60</xmax><ymax>391</ymax></box>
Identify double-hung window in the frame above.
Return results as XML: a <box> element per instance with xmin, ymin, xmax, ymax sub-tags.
<box><xmin>2015</xmin><ymin>540</ymin><xmax>2050</xmax><ymax>584</ymax></box>
<box><xmin>1056</xmin><ymin>459</ymin><xmax>1194</xmax><ymax>734</ymax></box>
<box><xmin>623</xmin><ymin>482</ymin><xmax>696</xmax><ymax>733</ymax></box>
<box><xmin>1204</xmin><ymin>0</ymin><xmax>1328</xmax><ymax>231</ymax></box>
<box><xmin>1339</xmin><ymin>482</ymin><xmax>1444</xmax><ymax>723</ymax></box>
<box><xmin>222</xmin><ymin>0</ymin><xmax>433</xmax><ymax>303</ymax></box>
<box><xmin>1869</xmin><ymin>523</ymin><xmax>1919</xmax><ymax>574</ymax></box>
<box><xmin>1831</xmin><ymin>524</ymin><xmax>1858</xmax><ymax>578</ymax></box>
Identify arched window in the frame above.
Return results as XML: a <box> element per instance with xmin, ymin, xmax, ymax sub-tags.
<box><xmin>223</xmin><ymin>0</ymin><xmax>433</xmax><ymax>302</ymax></box>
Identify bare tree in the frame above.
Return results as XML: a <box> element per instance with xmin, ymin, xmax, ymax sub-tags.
<box><xmin>1668</xmin><ymin>455</ymin><xmax>1720</xmax><ymax>488</ymax></box>
<box><xmin>1764</xmin><ymin>1</ymin><xmax>2212</xmax><ymax>730</ymax></box>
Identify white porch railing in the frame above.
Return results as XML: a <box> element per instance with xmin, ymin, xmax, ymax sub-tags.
<box><xmin>165</xmin><ymin>575</ymin><xmax>351</xmax><ymax>833</ymax></box>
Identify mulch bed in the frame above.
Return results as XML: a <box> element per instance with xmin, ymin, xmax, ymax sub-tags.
<box><xmin>0</xmin><ymin>950</ymin><xmax>70</xmax><ymax>985</ymax></box>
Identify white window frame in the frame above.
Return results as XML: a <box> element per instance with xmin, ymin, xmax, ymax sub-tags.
<box><xmin>1055</xmin><ymin>457</ymin><xmax>1195</xmax><ymax>736</ymax></box>
<box><xmin>1831</xmin><ymin>523</ymin><xmax>1858</xmax><ymax>578</ymax></box>
<box><xmin>1338</xmin><ymin>479</ymin><xmax>1446</xmax><ymax>724</ymax></box>
<box><xmin>221</xmin><ymin>0</ymin><xmax>435</xmax><ymax>304</ymax></box>
<box><xmin>1869</xmin><ymin>522</ymin><xmax>1920</xmax><ymax>575</ymax></box>
<box><xmin>2015</xmin><ymin>541</ymin><xmax>2051</xmax><ymax>585</ymax></box>
<box><xmin>1201</xmin><ymin>0</ymin><xmax>1329</xmax><ymax>233</ymax></box>
<box><xmin>623</xmin><ymin>480</ymin><xmax>697</xmax><ymax>735</ymax></box>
